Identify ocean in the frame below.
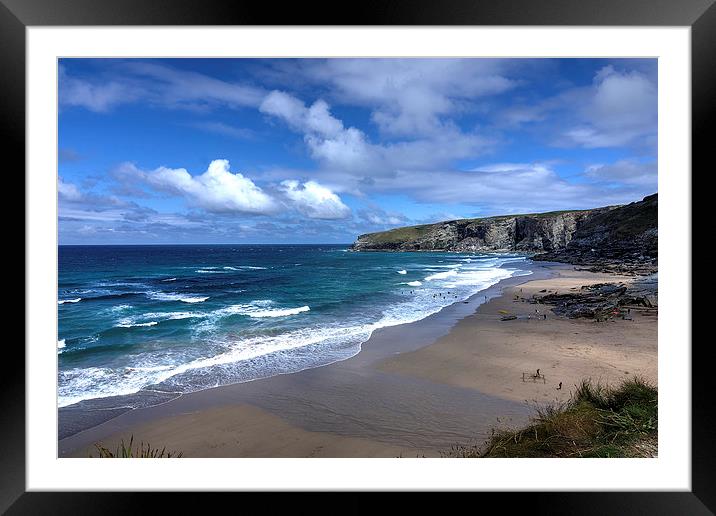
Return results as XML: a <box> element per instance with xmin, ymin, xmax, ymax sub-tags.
<box><xmin>58</xmin><ymin>245</ymin><xmax>532</xmax><ymax>409</ymax></box>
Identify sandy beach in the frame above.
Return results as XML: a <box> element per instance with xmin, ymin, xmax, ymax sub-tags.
<box><xmin>379</xmin><ymin>268</ymin><xmax>658</xmax><ymax>405</ymax></box>
<box><xmin>59</xmin><ymin>263</ymin><xmax>657</xmax><ymax>458</ymax></box>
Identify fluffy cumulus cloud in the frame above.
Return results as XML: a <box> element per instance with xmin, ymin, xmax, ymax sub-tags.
<box><xmin>280</xmin><ymin>180</ymin><xmax>351</xmax><ymax>219</ymax></box>
<box><xmin>109</xmin><ymin>159</ymin><xmax>352</xmax><ymax>221</ymax></box>
<box><xmin>260</xmin><ymin>89</ymin><xmax>490</xmax><ymax>182</ymax></box>
<box><xmin>145</xmin><ymin>159</ymin><xmax>278</xmax><ymax>215</ymax></box>
<box><xmin>563</xmin><ymin>66</ymin><xmax>657</xmax><ymax>148</ymax></box>
<box><xmin>260</xmin><ymin>91</ymin><xmax>374</xmax><ymax>173</ymax></box>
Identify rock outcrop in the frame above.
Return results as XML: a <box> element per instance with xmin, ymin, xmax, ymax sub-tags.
<box><xmin>530</xmin><ymin>277</ymin><xmax>658</xmax><ymax>319</ymax></box>
<box><xmin>533</xmin><ymin>193</ymin><xmax>657</xmax><ymax>270</ymax></box>
<box><xmin>352</xmin><ymin>194</ymin><xmax>657</xmax><ymax>272</ymax></box>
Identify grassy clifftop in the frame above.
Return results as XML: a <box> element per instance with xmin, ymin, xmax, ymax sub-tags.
<box><xmin>356</xmin><ymin>209</ymin><xmax>592</xmax><ymax>247</ymax></box>
<box><xmin>352</xmin><ymin>195</ymin><xmax>657</xmax><ymax>271</ymax></box>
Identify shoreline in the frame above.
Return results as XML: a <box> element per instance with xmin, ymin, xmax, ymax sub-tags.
<box><xmin>58</xmin><ymin>261</ymin><xmax>657</xmax><ymax>458</ymax></box>
<box><xmin>59</xmin><ymin>258</ymin><xmax>550</xmax><ymax>440</ymax></box>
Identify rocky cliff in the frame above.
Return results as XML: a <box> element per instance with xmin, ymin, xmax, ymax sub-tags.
<box><xmin>352</xmin><ymin>194</ymin><xmax>657</xmax><ymax>271</ymax></box>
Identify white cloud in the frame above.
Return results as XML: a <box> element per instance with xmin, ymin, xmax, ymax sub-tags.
<box><xmin>190</xmin><ymin>121</ymin><xmax>255</xmax><ymax>140</ymax></box>
<box><xmin>280</xmin><ymin>180</ymin><xmax>351</xmax><ymax>219</ymax></box>
<box><xmin>59</xmin><ymin>62</ymin><xmax>266</xmax><ymax>113</ymax></box>
<box><xmin>58</xmin><ymin>177</ymin><xmax>83</xmax><ymax>201</ymax></box>
<box><xmin>562</xmin><ymin>66</ymin><xmax>657</xmax><ymax>148</ymax></box>
<box><xmin>146</xmin><ymin>159</ymin><xmax>279</xmax><ymax>215</ymax></box>
<box><xmin>357</xmin><ymin>207</ymin><xmax>409</xmax><ymax>228</ymax></box>
<box><xmin>260</xmin><ymin>90</ymin><xmax>490</xmax><ymax>180</ymax></box>
<box><xmin>585</xmin><ymin>160</ymin><xmax>657</xmax><ymax>188</ymax></box>
<box><xmin>359</xmin><ymin>162</ymin><xmax>652</xmax><ymax>215</ymax></box>
<box><xmin>283</xmin><ymin>59</ymin><xmax>517</xmax><ymax>138</ymax></box>
<box><xmin>127</xmin><ymin>62</ymin><xmax>265</xmax><ymax>109</ymax></box>
<box><xmin>59</xmin><ymin>66</ymin><xmax>136</xmax><ymax>112</ymax></box>
<box><xmin>261</xmin><ymin>91</ymin><xmax>343</xmax><ymax>136</ymax></box>
<box><xmin>473</xmin><ymin>162</ymin><xmax>552</xmax><ymax>174</ymax></box>
<box><xmin>260</xmin><ymin>92</ymin><xmax>377</xmax><ymax>173</ymax></box>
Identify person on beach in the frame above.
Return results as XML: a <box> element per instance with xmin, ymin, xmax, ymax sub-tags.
<box><xmin>557</xmin><ymin>382</ymin><xmax>562</xmax><ymax>390</ymax></box>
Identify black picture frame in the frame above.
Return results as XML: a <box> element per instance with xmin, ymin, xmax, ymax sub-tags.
<box><xmin>4</xmin><ymin>0</ymin><xmax>711</xmax><ymax>512</ymax></box>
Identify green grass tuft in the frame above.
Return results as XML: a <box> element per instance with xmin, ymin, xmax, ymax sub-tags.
<box><xmin>444</xmin><ymin>377</ymin><xmax>657</xmax><ymax>458</ymax></box>
<box><xmin>91</xmin><ymin>435</ymin><xmax>183</xmax><ymax>458</ymax></box>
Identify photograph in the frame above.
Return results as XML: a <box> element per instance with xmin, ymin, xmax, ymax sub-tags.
<box><xmin>56</xmin><ymin>57</ymin><xmax>659</xmax><ymax>460</ymax></box>
<box><xmin>1</xmin><ymin>0</ymin><xmax>710</xmax><ymax>505</ymax></box>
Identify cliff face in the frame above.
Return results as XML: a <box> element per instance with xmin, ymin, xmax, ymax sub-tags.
<box><xmin>352</xmin><ymin>194</ymin><xmax>657</xmax><ymax>269</ymax></box>
<box><xmin>533</xmin><ymin>193</ymin><xmax>657</xmax><ymax>265</ymax></box>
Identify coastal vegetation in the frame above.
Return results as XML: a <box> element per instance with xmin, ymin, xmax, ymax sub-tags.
<box><xmin>91</xmin><ymin>435</ymin><xmax>183</xmax><ymax>458</ymax></box>
<box><xmin>443</xmin><ymin>377</ymin><xmax>657</xmax><ymax>458</ymax></box>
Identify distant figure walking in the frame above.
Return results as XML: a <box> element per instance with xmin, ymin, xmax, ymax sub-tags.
<box><xmin>557</xmin><ymin>382</ymin><xmax>562</xmax><ymax>390</ymax></box>
<box><xmin>536</xmin><ymin>368</ymin><xmax>541</xmax><ymax>378</ymax></box>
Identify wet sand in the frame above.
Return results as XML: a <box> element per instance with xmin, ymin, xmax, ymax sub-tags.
<box><xmin>59</xmin><ymin>262</ymin><xmax>657</xmax><ymax>458</ymax></box>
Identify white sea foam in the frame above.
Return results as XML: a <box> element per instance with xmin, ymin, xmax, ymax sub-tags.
<box><xmin>204</xmin><ymin>302</ymin><xmax>309</xmax><ymax>320</ymax></box>
<box><xmin>424</xmin><ymin>270</ymin><xmax>458</xmax><ymax>281</ymax></box>
<box><xmin>57</xmin><ymin>339</ymin><xmax>66</xmax><ymax>349</ymax></box>
<box><xmin>397</xmin><ymin>270</ymin><xmax>407</xmax><ymax>274</ymax></box>
<box><xmin>141</xmin><ymin>311</ymin><xmax>206</xmax><ymax>321</ymax></box>
<box><xmin>59</xmin><ymin>366</ymin><xmax>159</xmax><ymax>407</ymax></box>
<box><xmin>116</xmin><ymin>320</ymin><xmax>158</xmax><ymax>328</ymax></box>
<box><xmin>58</xmin><ymin>298</ymin><xmax>81</xmax><ymax>305</ymax></box>
<box><xmin>200</xmin><ymin>265</ymin><xmax>267</xmax><ymax>274</ymax></box>
<box><xmin>162</xmin><ymin>277</ymin><xmax>177</xmax><ymax>282</ymax></box>
<box><xmin>181</xmin><ymin>296</ymin><xmax>209</xmax><ymax>303</ymax></box>
<box><xmin>249</xmin><ymin>305</ymin><xmax>310</xmax><ymax>318</ymax></box>
<box><xmin>447</xmin><ymin>268</ymin><xmax>512</xmax><ymax>287</ymax></box>
<box><xmin>406</xmin><ymin>281</ymin><xmax>422</xmax><ymax>287</ymax></box>
<box><xmin>58</xmin><ymin>322</ymin><xmax>366</xmax><ymax>407</ymax></box>
<box><xmin>104</xmin><ymin>304</ymin><xmax>132</xmax><ymax>314</ymax></box>
<box><xmin>147</xmin><ymin>292</ymin><xmax>209</xmax><ymax>303</ymax></box>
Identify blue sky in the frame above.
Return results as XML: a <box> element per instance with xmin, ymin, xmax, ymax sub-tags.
<box><xmin>58</xmin><ymin>58</ymin><xmax>657</xmax><ymax>244</ymax></box>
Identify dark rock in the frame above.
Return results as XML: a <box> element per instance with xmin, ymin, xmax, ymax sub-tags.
<box><xmin>352</xmin><ymin>194</ymin><xmax>657</xmax><ymax>276</ymax></box>
<box><xmin>536</xmin><ymin>279</ymin><xmax>657</xmax><ymax>319</ymax></box>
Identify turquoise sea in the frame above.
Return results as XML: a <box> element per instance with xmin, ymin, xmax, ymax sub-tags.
<box><xmin>58</xmin><ymin>245</ymin><xmax>532</xmax><ymax>408</ymax></box>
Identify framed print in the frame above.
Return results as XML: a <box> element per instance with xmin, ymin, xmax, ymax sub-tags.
<box><xmin>4</xmin><ymin>0</ymin><xmax>712</xmax><ymax>512</ymax></box>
